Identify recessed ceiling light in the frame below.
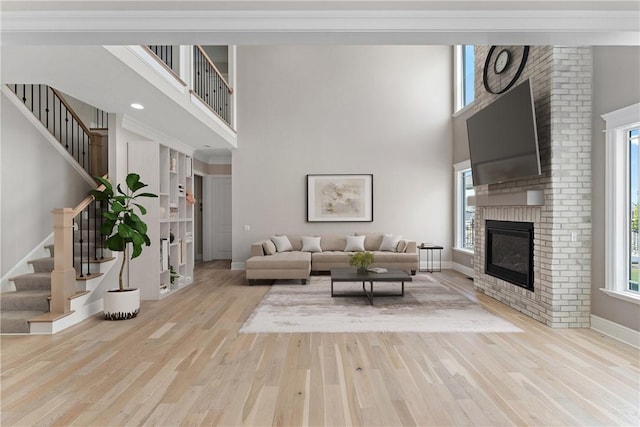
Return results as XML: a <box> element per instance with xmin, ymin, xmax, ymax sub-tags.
<box><xmin>130</xmin><ymin>103</ymin><xmax>144</xmax><ymax>110</ymax></box>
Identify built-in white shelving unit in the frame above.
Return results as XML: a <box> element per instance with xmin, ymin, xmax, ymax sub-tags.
<box><xmin>128</xmin><ymin>141</ymin><xmax>194</xmax><ymax>300</ymax></box>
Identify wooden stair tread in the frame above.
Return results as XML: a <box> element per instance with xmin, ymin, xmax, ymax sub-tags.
<box><xmin>29</xmin><ymin>311</ymin><xmax>75</xmax><ymax>323</ymax></box>
<box><xmin>70</xmin><ymin>291</ymin><xmax>90</xmax><ymax>300</ymax></box>
<box><xmin>76</xmin><ymin>272</ymin><xmax>104</xmax><ymax>281</ymax></box>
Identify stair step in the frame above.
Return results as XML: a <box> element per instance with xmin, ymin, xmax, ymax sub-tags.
<box><xmin>10</xmin><ymin>272</ymin><xmax>51</xmax><ymax>291</ymax></box>
<box><xmin>76</xmin><ymin>272</ymin><xmax>104</xmax><ymax>281</ymax></box>
<box><xmin>1</xmin><ymin>290</ymin><xmax>50</xmax><ymax>311</ymax></box>
<box><xmin>0</xmin><ymin>311</ymin><xmax>45</xmax><ymax>334</ymax></box>
<box><xmin>27</xmin><ymin>257</ymin><xmax>54</xmax><ymax>273</ymax></box>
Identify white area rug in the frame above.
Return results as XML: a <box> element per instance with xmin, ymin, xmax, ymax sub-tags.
<box><xmin>240</xmin><ymin>274</ymin><xmax>523</xmax><ymax>333</ymax></box>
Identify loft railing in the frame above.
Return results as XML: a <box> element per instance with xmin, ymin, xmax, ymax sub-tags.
<box><xmin>193</xmin><ymin>45</ymin><xmax>233</xmax><ymax>126</ymax></box>
<box><xmin>7</xmin><ymin>84</ymin><xmax>104</xmax><ymax>176</ymax></box>
<box><xmin>95</xmin><ymin>108</ymin><xmax>108</xmax><ymax>129</ymax></box>
<box><xmin>148</xmin><ymin>45</ymin><xmax>175</xmax><ymax>71</ymax></box>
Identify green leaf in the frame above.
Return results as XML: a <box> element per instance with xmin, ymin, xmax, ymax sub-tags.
<box><xmin>100</xmin><ymin>220</ymin><xmax>116</xmax><ymax>236</ymax></box>
<box><xmin>111</xmin><ymin>201</ymin><xmax>126</xmax><ymax>214</ymax></box>
<box><xmin>89</xmin><ymin>189</ymin><xmax>109</xmax><ymax>201</ymax></box>
<box><xmin>118</xmin><ymin>223</ymin><xmax>134</xmax><ymax>239</ymax></box>
<box><xmin>103</xmin><ymin>211</ymin><xmax>117</xmax><ymax>221</ymax></box>
<box><xmin>136</xmin><ymin>192</ymin><xmax>158</xmax><ymax>199</ymax></box>
<box><xmin>116</xmin><ymin>184</ymin><xmax>127</xmax><ymax>196</ymax></box>
<box><xmin>131</xmin><ymin>242</ymin><xmax>143</xmax><ymax>259</ymax></box>
<box><xmin>93</xmin><ymin>176</ymin><xmax>114</xmax><ymax>194</ymax></box>
<box><xmin>106</xmin><ymin>236</ymin><xmax>125</xmax><ymax>252</ymax></box>
<box><xmin>133</xmin><ymin>203</ymin><xmax>147</xmax><ymax>215</ymax></box>
<box><xmin>126</xmin><ymin>173</ymin><xmax>141</xmax><ymax>192</ymax></box>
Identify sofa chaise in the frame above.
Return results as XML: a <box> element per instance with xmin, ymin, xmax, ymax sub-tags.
<box><xmin>245</xmin><ymin>232</ymin><xmax>418</xmax><ymax>285</ymax></box>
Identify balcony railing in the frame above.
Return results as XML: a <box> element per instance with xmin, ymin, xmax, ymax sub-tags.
<box><xmin>148</xmin><ymin>45</ymin><xmax>175</xmax><ymax>72</ymax></box>
<box><xmin>193</xmin><ymin>45</ymin><xmax>233</xmax><ymax>127</ymax></box>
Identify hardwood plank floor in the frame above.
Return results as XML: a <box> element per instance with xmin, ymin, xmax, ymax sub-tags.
<box><xmin>1</xmin><ymin>264</ymin><xmax>638</xmax><ymax>426</ymax></box>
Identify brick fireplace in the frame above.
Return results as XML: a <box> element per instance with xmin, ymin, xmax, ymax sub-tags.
<box><xmin>470</xmin><ymin>46</ymin><xmax>592</xmax><ymax>328</ymax></box>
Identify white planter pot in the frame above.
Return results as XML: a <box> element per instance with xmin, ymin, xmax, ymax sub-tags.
<box><xmin>103</xmin><ymin>288</ymin><xmax>140</xmax><ymax>320</ymax></box>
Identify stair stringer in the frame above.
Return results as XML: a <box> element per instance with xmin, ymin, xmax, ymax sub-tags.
<box><xmin>29</xmin><ymin>254</ymin><xmax>120</xmax><ymax>334</ymax></box>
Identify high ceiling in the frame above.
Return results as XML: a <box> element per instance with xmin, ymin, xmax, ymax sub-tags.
<box><xmin>2</xmin><ymin>1</ymin><xmax>639</xmax><ymax>46</ymax></box>
<box><xmin>1</xmin><ymin>1</ymin><xmax>638</xmax><ymax>157</ymax></box>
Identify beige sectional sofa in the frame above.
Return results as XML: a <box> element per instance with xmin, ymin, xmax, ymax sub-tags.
<box><xmin>245</xmin><ymin>232</ymin><xmax>418</xmax><ymax>285</ymax></box>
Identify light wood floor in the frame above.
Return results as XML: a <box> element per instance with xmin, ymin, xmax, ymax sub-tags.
<box><xmin>1</xmin><ymin>264</ymin><xmax>638</xmax><ymax>426</ymax></box>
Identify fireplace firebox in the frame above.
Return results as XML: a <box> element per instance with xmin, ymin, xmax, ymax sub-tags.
<box><xmin>485</xmin><ymin>220</ymin><xmax>534</xmax><ymax>291</ymax></box>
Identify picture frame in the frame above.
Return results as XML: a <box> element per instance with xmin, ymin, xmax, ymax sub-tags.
<box><xmin>306</xmin><ymin>174</ymin><xmax>373</xmax><ymax>222</ymax></box>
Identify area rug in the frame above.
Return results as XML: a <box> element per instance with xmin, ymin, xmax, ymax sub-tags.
<box><xmin>239</xmin><ymin>274</ymin><xmax>522</xmax><ymax>333</ymax></box>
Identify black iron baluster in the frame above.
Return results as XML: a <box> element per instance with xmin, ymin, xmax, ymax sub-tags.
<box><xmin>46</xmin><ymin>86</ymin><xmax>50</xmax><ymax>129</ymax></box>
<box><xmin>38</xmin><ymin>85</ymin><xmax>42</xmax><ymax>121</ymax></box>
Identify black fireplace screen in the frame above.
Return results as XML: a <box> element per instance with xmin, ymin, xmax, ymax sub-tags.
<box><xmin>485</xmin><ymin>220</ymin><xmax>534</xmax><ymax>291</ymax></box>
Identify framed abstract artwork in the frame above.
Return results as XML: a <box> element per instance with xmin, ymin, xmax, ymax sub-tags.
<box><xmin>306</xmin><ymin>174</ymin><xmax>373</xmax><ymax>222</ymax></box>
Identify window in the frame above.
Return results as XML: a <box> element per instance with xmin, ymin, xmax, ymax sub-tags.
<box><xmin>454</xmin><ymin>161</ymin><xmax>475</xmax><ymax>251</ymax></box>
<box><xmin>629</xmin><ymin>127</ymin><xmax>639</xmax><ymax>292</ymax></box>
<box><xmin>602</xmin><ymin>103</ymin><xmax>640</xmax><ymax>304</ymax></box>
<box><xmin>454</xmin><ymin>45</ymin><xmax>475</xmax><ymax>112</ymax></box>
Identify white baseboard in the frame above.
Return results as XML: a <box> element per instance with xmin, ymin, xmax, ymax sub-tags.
<box><xmin>231</xmin><ymin>261</ymin><xmax>246</xmax><ymax>271</ymax></box>
<box><xmin>452</xmin><ymin>262</ymin><xmax>475</xmax><ymax>278</ymax></box>
<box><xmin>1</xmin><ymin>233</ymin><xmax>54</xmax><ymax>292</ymax></box>
<box><xmin>591</xmin><ymin>314</ymin><xmax>640</xmax><ymax>349</ymax></box>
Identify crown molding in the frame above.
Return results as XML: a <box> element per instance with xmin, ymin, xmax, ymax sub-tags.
<box><xmin>2</xmin><ymin>9</ymin><xmax>639</xmax><ymax>45</ymax></box>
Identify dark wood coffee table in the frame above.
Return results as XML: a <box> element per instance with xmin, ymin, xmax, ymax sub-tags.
<box><xmin>330</xmin><ymin>267</ymin><xmax>412</xmax><ymax>305</ymax></box>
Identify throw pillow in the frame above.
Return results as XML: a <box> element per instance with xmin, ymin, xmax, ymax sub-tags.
<box><xmin>301</xmin><ymin>236</ymin><xmax>322</xmax><ymax>252</ymax></box>
<box><xmin>379</xmin><ymin>234</ymin><xmax>402</xmax><ymax>252</ymax></box>
<box><xmin>344</xmin><ymin>235</ymin><xmax>366</xmax><ymax>252</ymax></box>
<box><xmin>271</xmin><ymin>235</ymin><xmax>293</xmax><ymax>252</ymax></box>
<box><xmin>396</xmin><ymin>240</ymin><xmax>408</xmax><ymax>253</ymax></box>
<box><xmin>262</xmin><ymin>240</ymin><xmax>277</xmax><ymax>255</ymax></box>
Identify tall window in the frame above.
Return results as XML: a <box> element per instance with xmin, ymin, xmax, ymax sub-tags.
<box><xmin>629</xmin><ymin>127</ymin><xmax>639</xmax><ymax>291</ymax></box>
<box><xmin>602</xmin><ymin>103</ymin><xmax>640</xmax><ymax>303</ymax></box>
<box><xmin>462</xmin><ymin>169</ymin><xmax>475</xmax><ymax>249</ymax></box>
<box><xmin>455</xmin><ymin>45</ymin><xmax>475</xmax><ymax>112</ymax></box>
<box><xmin>455</xmin><ymin>161</ymin><xmax>475</xmax><ymax>251</ymax></box>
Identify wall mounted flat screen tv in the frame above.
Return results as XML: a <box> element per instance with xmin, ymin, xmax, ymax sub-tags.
<box><xmin>466</xmin><ymin>79</ymin><xmax>541</xmax><ymax>186</ymax></box>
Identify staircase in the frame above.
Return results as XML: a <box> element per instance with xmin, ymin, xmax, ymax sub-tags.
<box><xmin>1</xmin><ymin>245</ymin><xmax>55</xmax><ymax>333</ymax></box>
<box><xmin>1</xmin><ymin>83</ymin><xmax>115</xmax><ymax>334</ymax></box>
<box><xmin>1</xmin><ymin>220</ymin><xmax>115</xmax><ymax>334</ymax></box>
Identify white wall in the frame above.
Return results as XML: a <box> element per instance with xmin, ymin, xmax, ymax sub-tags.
<box><xmin>1</xmin><ymin>93</ymin><xmax>93</xmax><ymax>275</ymax></box>
<box><xmin>233</xmin><ymin>45</ymin><xmax>453</xmax><ymax>264</ymax></box>
<box><xmin>592</xmin><ymin>46</ymin><xmax>640</xmax><ymax>331</ymax></box>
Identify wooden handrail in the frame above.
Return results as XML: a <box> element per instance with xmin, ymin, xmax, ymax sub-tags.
<box><xmin>195</xmin><ymin>45</ymin><xmax>233</xmax><ymax>95</ymax></box>
<box><xmin>141</xmin><ymin>45</ymin><xmax>188</xmax><ymax>88</ymax></box>
<box><xmin>50</xmin><ymin>87</ymin><xmax>96</xmax><ymax>137</ymax></box>
<box><xmin>72</xmin><ymin>174</ymin><xmax>108</xmax><ymax>217</ymax></box>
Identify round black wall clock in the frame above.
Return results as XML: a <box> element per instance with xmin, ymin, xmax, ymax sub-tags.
<box><xmin>483</xmin><ymin>46</ymin><xmax>530</xmax><ymax>94</ymax></box>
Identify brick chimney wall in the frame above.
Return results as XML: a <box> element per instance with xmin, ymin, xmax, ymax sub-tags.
<box><xmin>470</xmin><ymin>46</ymin><xmax>592</xmax><ymax>328</ymax></box>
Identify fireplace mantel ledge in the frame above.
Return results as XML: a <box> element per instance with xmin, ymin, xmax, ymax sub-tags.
<box><xmin>468</xmin><ymin>190</ymin><xmax>544</xmax><ymax>207</ymax></box>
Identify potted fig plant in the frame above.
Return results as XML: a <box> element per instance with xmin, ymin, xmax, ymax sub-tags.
<box><xmin>90</xmin><ymin>173</ymin><xmax>157</xmax><ymax>320</ymax></box>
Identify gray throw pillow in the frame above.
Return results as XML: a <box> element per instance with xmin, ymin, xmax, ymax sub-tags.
<box><xmin>271</xmin><ymin>235</ymin><xmax>293</xmax><ymax>252</ymax></box>
<box><xmin>344</xmin><ymin>235</ymin><xmax>365</xmax><ymax>252</ymax></box>
<box><xmin>262</xmin><ymin>240</ymin><xmax>277</xmax><ymax>255</ymax></box>
<box><xmin>301</xmin><ymin>236</ymin><xmax>322</xmax><ymax>252</ymax></box>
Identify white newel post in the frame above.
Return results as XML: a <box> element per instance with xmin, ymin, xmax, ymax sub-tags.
<box><xmin>51</xmin><ymin>208</ymin><xmax>77</xmax><ymax>314</ymax></box>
